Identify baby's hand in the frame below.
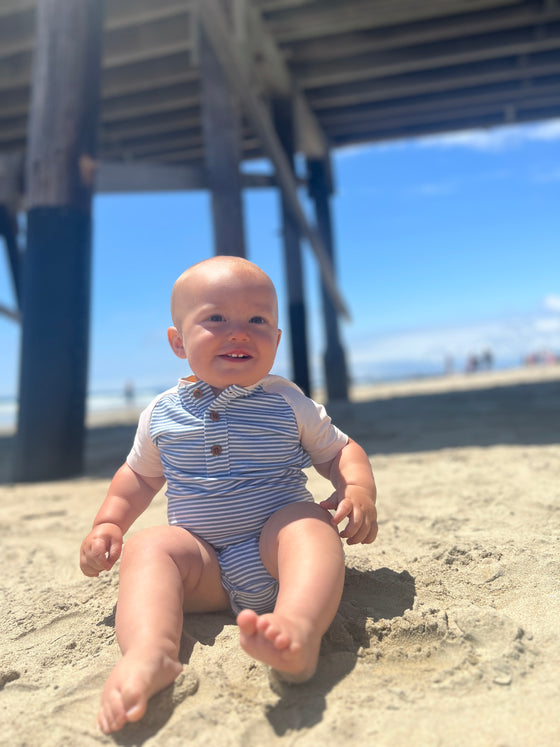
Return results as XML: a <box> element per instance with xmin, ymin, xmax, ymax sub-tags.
<box><xmin>80</xmin><ymin>523</ymin><xmax>123</xmax><ymax>577</ymax></box>
<box><xmin>320</xmin><ymin>485</ymin><xmax>378</xmax><ymax>545</ymax></box>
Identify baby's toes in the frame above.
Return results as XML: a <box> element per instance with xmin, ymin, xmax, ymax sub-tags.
<box><xmin>273</xmin><ymin>631</ymin><xmax>292</xmax><ymax>650</ymax></box>
<box><xmin>98</xmin><ymin>697</ymin><xmax>126</xmax><ymax>735</ymax></box>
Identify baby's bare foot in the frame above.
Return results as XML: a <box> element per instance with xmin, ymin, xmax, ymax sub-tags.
<box><xmin>237</xmin><ymin>609</ymin><xmax>320</xmax><ymax>682</ymax></box>
<box><xmin>97</xmin><ymin>648</ymin><xmax>182</xmax><ymax>734</ymax></box>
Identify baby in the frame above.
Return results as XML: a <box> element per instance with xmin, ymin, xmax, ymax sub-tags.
<box><xmin>80</xmin><ymin>256</ymin><xmax>377</xmax><ymax>734</ymax></box>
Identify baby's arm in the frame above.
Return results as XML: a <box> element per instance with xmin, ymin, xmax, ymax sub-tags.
<box><xmin>80</xmin><ymin>463</ymin><xmax>165</xmax><ymax>577</ymax></box>
<box><xmin>315</xmin><ymin>438</ymin><xmax>377</xmax><ymax>545</ymax></box>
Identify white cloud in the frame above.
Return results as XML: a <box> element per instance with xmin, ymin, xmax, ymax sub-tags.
<box><xmin>415</xmin><ymin>119</ymin><xmax>560</xmax><ymax>153</ymax></box>
<box><xmin>528</xmin><ymin>119</ymin><xmax>560</xmax><ymax>141</ymax></box>
<box><xmin>347</xmin><ymin>310</ymin><xmax>560</xmax><ymax>380</ymax></box>
<box><xmin>543</xmin><ymin>294</ymin><xmax>560</xmax><ymax>313</ymax></box>
<box><xmin>335</xmin><ymin>119</ymin><xmax>560</xmax><ymax>161</ymax></box>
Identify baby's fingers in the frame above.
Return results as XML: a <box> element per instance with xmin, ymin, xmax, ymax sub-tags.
<box><xmin>330</xmin><ymin>498</ymin><xmax>352</xmax><ymax>528</ymax></box>
<box><xmin>338</xmin><ymin>506</ymin><xmax>365</xmax><ymax>543</ymax></box>
<box><xmin>345</xmin><ymin>518</ymin><xmax>378</xmax><ymax>545</ymax></box>
<box><xmin>319</xmin><ymin>493</ymin><xmax>339</xmax><ymax>512</ymax></box>
<box><xmin>80</xmin><ymin>537</ymin><xmax>113</xmax><ymax>576</ymax></box>
<box><xmin>336</xmin><ymin>504</ymin><xmax>378</xmax><ymax>545</ymax></box>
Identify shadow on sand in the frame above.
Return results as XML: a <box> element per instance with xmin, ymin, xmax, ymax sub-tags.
<box><xmin>327</xmin><ymin>378</ymin><xmax>560</xmax><ymax>455</ymax></box>
<box><xmin>265</xmin><ymin>566</ymin><xmax>415</xmax><ymax>736</ymax></box>
<box><xmin>104</xmin><ymin>568</ymin><xmax>414</xmax><ymax>743</ymax></box>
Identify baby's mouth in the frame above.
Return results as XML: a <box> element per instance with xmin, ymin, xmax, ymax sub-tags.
<box><xmin>221</xmin><ymin>353</ymin><xmax>251</xmax><ymax>360</ymax></box>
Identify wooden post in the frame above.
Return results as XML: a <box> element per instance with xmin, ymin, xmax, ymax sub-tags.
<box><xmin>273</xmin><ymin>97</ymin><xmax>311</xmax><ymax>397</ymax></box>
<box><xmin>196</xmin><ymin>0</ymin><xmax>348</xmax><ymax>319</ymax></box>
<box><xmin>0</xmin><ymin>152</ymin><xmax>24</xmax><ymax>309</ymax></box>
<box><xmin>14</xmin><ymin>0</ymin><xmax>103</xmax><ymax>481</ymax></box>
<box><xmin>308</xmin><ymin>157</ymin><xmax>349</xmax><ymax>401</ymax></box>
<box><xmin>199</xmin><ymin>9</ymin><xmax>246</xmax><ymax>258</ymax></box>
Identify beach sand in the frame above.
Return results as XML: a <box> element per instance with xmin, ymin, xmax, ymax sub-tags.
<box><xmin>1</xmin><ymin>365</ymin><xmax>559</xmax><ymax>745</ymax></box>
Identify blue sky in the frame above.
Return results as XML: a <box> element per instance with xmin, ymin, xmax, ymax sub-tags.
<box><xmin>1</xmin><ymin>118</ymin><xmax>560</xmax><ymax>398</ymax></box>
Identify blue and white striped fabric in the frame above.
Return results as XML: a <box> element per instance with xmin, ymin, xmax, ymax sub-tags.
<box><xmin>127</xmin><ymin>374</ymin><xmax>348</xmax><ymax>548</ymax></box>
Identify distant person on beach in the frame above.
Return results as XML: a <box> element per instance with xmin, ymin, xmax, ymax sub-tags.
<box><xmin>80</xmin><ymin>256</ymin><xmax>378</xmax><ymax>734</ymax></box>
<box><xmin>466</xmin><ymin>353</ymin><xmax>479</xmax><ymax>373</ymax></box>
<box><xmin>123</xmin><ymin>380</ymin><xmax>135</xmax><ymax>406</ymax></box>
<box><xmin>481</xmin><ymin>349</ymin><xmax>494</xmax><ymax>370</ymax></box>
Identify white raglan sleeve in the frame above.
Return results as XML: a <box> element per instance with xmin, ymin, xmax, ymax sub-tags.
<box><xmin>126</xmin><ymin>398</ymin><xmax>165</xmax><ymax>478</ymax></box>
<box><xmin>264</xmin><ymin>376</ymin><xmax>349</xmax><ymax>464</ymax></box>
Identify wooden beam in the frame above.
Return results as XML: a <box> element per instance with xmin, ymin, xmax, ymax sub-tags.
<box><xmin>246</xmin><ymin>3</ymin><xmax>329</xmax><ymax>157</ymax></box>
<box><xmin>196</xmin><ymin>0</ymin><xmax>349</xmax><ymax>319</ymax></box>
<box><xmin>96</xmin><ymin>160</ymin><xmax>206</xmax><ymax>192</ymax></box>
<box><xmin>0</xmin><ymin>153</ymin><xmax>24</xmax><ymax>309</ymax></box>
<box><xmin>95</xmin><ymin>160</ymin><xmax>283</xmax><ymax>193</ymax></box>
<box><xmin>0</xmin><ymin>303</ymin><xmax>20</xmax><ymax>322</ymax></box>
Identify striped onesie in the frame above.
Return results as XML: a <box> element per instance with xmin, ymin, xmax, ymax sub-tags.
<box><xmin>126</xmin><ymin>374</ymin><xmax>348</xmax><ymax>614</ymax></box>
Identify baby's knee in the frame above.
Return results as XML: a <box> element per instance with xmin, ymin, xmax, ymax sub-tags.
<box><xmin>267</xmin><ymin>500</ymin><xmax>330</xmax><ymax>530</ymax></box>
<box><xmin>121</xmin><ymin>526</ymin><xmax>178</xmax><ymax>563</ymax></box>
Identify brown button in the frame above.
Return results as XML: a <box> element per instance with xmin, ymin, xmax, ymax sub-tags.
<box><xmin>211</xmin><ymin>444</ymin><xmax>222</xmax><ymax>456</ymax></box>
<box><xmin>209</xmin><ymin>411</ymin><xmax>220</xmax><ymax>422</ymax></box>
<box><xmin>193</xmin><ymin>388</ymin><xmax>203</xmax><ymax>399</ymax></box>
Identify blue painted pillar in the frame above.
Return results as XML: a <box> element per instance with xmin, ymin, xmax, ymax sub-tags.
<box><xmin>14</xmin><ymin>0</ymin><xmax>103</xmax><ymax>481</ymax></box>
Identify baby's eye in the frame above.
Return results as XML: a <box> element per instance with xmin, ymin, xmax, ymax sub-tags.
<box><xmin>249</xmin><ymin>316</ymin><xmax>266</xmax><ymax>324</ymax></box>
<box><xmin>208</xmin><ymin>314</ymin><xmax>225</xmax><ymax>322</ymax></box>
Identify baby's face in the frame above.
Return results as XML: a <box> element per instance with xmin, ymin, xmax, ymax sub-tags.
<box><xmin>168</xmin><ymin>265</ymin><xmax>281</xmax><ymax>395</ymax></box>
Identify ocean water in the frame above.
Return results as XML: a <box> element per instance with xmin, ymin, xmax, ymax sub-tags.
<box><xmin>0</xmin><ymin>358</ymin><xmax>524</xmax><ymax>433</ymax></box>
<box><xmin>0</xmin><ymin>387</ymin><xmax>159</xmax><ymax>433</ymax></box>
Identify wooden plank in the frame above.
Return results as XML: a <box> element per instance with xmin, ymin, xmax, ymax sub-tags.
<box><xmin>102</xmin><ymin>65</ymin><xmax>198</xmax><ymax>101</ymax></box>
<box><xmin>260</xmin><ymin>0</ymin><xmax>525</xmax><ymax>42</ymax></box>
<box><xmin>96</xmin><ymin>160</ymin><xmax>206</xmax><ymax>192</ymax></box>
<box><xmin>0</xmin><ymin>0</ymin><xmax>36</xmax><ymax>18</ymax></box>
<box><xmin>101</xmin><ymin>89</ymin><xmax>200</xmax><ymax>126</ymax></box>
<box><xmin>296</xmin><ymin>29</ymin><xmax>560</xmax><ymax>91</ymax></box>
<box><xmin>322</xmin><ymin>83</ymin><xmax>560</xmax><ymax>134</ymax></box>
<box><xmin>287</xmin><ymin>5</ymin><xmax>560</xmax><ymax>65</ymax></box>
<box><xmin>95</xmin><ymin>160</ymin><xmax>280</xmax><ymax>192</ymax></box>
<box><xmin>310</xmin><ymin>52</ymin><xmax>560</xmax><ymax>110</ymax></box>
<box><xmin>103</xmin><ymin>14</ymin><xmax>194</xmax><ymax>64</ymax></box>
<box><xmin>101</xmin><ymin>109</ymin><xmax>201</xmax><ymax>144</ymax></box>
<box><xmin>197</xmin><ymin>0</ymin><xmax>349</xmax><ymax>319</ymax></box>
<box><xmin>328</xmin><ymin>104</ymin><xmax>560</xmax><ymax>146</ymax></box>
<box><xmin>106</xmin><ymin>2</ymin><xmax>188</xmax><ymax>32</ymax></box>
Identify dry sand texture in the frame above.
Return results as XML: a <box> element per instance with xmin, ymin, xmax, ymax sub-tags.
<box><xmin>1</xmin><ymin>366</ymin><xmax>559</xmax><ymax>746</ymax></box>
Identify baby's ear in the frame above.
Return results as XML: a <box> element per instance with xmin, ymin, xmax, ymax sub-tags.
<box><xmin>167</xmin><ymin>327</ymin><xmax>187</xmax><ymax>359</ymax></box>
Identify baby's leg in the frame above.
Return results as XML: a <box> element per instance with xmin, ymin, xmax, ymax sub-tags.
<box><xmin>98</xmin><ymin>525</ymin><xmax>229</xmax><ymax>734</ymax></box>
<box><xmin>237</xmin><ymin>502</ymin><xmax>344</xmax><ymax>681</ymax></box>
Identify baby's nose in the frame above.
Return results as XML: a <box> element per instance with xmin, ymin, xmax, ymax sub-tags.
<box><xmin>228</xmin><ymin>323</ymin><xmax>249</xmax><ymax>340</ymax></box>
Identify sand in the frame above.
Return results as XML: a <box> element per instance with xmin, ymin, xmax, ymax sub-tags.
<box><xmin>1</xmin><ymin>365</ymin><xmax>559</xmax><ymax>746</ymax></box>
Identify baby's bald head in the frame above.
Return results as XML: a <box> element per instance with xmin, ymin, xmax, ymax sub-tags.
<box><xmin>170</xmin><ymin>256</ymin><xmax>278</xmax><ymax>327</ymax></box>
